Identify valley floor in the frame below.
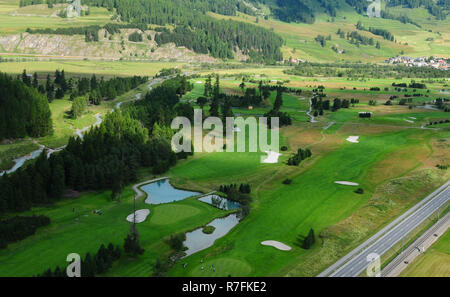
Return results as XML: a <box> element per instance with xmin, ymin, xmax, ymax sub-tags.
<box><xmin>0</xmin><ymin>66</ymin><xmax>449</xmax><ymax>277</ymax></box>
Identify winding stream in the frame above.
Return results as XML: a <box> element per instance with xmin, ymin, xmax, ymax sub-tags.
<box><xmin>0</xmin><ymin>76</ymin><xmax>177</xmax><ymax>176</ymax></box>
<box><xmin>0</xmin><ymin>144</ymin><xmax>66</xmax><ymax>176</ymax></box>
<box><xmin>75</xmin><ymin>113</ymin><xmax>103</xmax><ymax>139</ymax></box>
<box><xmin>307</xmin><ymin>97</ymin><xmax>318</xmax><ymax>123</ymax></box>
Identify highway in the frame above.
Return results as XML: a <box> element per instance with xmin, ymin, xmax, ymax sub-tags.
<box><xmin>318</xmin><ymin>181</ymin><xmax>450</xmax><ymax>277</ymax></box>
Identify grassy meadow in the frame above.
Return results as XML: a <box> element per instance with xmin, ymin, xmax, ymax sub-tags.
<box><xmin>0</xmin><ymin>60</ymin><xmax>183</xmax><ymax>78</ymax></box>
<box><xmin>0</xmin><ymin>0</ymin><xmax>112</xmax><ymax>35</ymax></box>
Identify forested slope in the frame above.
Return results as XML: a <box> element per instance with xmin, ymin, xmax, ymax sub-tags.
<box><xmin>82</xmin><ymin>0</ymin><xmax>283</xmax><ymax>63</ymax></box>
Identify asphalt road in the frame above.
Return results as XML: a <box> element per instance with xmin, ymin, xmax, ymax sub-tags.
<box><xmin>318</xmin><ymin>181</ymin><xmax>450</xmax><ymax>277</ymax></box>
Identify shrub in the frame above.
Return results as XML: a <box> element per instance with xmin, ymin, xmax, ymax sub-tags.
<box><xmin>354</xmin><ymin>188</ymin><xmax>364</xmax><ymax>194</ymax></box>
<box><xmin>128</xmin><ymin>32</ymin><xmax>143</xmax><ymax>42</ymax></box>
<box><xmin>168</xmin><ymin>233</ymin><xmax>186</xmax><ymax>251</ymax></box>
<box><xmin>202</xmin><ymin>226</ymin><xmax>215</xmax><ymax>234</ymax></box>
<box><xmin>283</xmin><ymin>179</ymin><xmax>292</xmax><ymax>185</ymax></box>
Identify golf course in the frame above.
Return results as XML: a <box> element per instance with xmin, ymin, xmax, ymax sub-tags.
<box><xmin>0</xmin><ymin>0</ymin><xmax>449</xmax><ymax>279</ymax></box>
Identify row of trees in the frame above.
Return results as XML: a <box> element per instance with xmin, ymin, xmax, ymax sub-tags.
<box><xmin>311</xmin><ymin>95</ymin><xmax>353</xmax><ymax>115</ymax></box>
<box><xmin>19</xmin><ymin>0</ymin><xmax>43</xmax><ymax>7</ymax></box>
<box><xmin>285</xmin><ymin>62</ymin><xmax>450</xmax><ymax>79</ymax></box>
<box><xmin>219</xmin><ymin>183</ymin><xmax>251</xmax><ymax>195</ymax></box>
<box><xmin>0</xmin><ymin>215</ymin><xmax>50</xmax><ymax>249</ymax></box>
<box><xmin>20</xmin><ymin>69</ymin><xmax>146</xmax><ymax>105</ymax></box>
<box><xmin>203</xmin><ymin>77</ymin><xmax>275</xmax><ymax>109</ymax></box>
<box><xmin>26</xmin><ymin>22</ymin><xmax>148</xmax><ymax>42</ymax></box>
<box><xmin>356</xmin><ymin>21</ymin><xmax>395</xmax><ymax>41</ymax></box>
<box><xmin>0</xmin><ymin>72</ymin><xmax>53</xmax><ymax>140</ymax></box>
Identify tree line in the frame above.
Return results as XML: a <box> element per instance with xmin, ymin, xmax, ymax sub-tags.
<box><xmin>285</xmin><ymin>62</ymin><xmax>450</xmax><ymax>79</ymax></box>
<box><xmin>0</xmin><ymin>215</ymin><xmax>50</xmax><ymax>249</ymax></box>
<box><xmin>19</xmin><ymin>69</ymin><xmax>146</xmax><ymax>105</ymax></box>
<box><xmin>356</xmin><ymin>21</ymin><xmax>395</xmax><ymax>41</ymax></box>
<box><xmin>219</xmin><ymin>183</ymin><xmax>251</xmax><ymax>195</ymax></box>
<box><xmin>26</xmin><ymin>23</ymin><xmax>147</xmax><ymax>42</ymax></box>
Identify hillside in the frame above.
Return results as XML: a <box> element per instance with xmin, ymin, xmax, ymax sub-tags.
<box><xmin>0</xmin><ymin>0</ymin><xmax>448</xmax><ymax>63</ymax></box>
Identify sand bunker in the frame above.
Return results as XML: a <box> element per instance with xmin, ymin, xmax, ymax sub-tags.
<box><xmin>261</xmin><ymin>151</ymin><xmax>282</xmax><ymax>164</ymax></box>
<box><xmin>335</xmin><ymin>181</ymin><xmax>359</xmax><ymax>186</ymax></box>
<box><xmin>404</xmin><ymin>119</ymin><xmax>414</xmax><ymax>123</ymax></box>
<box><xmin>346</xmin><ymin>136</ymin><xmax>359</xmax><ymax>143</ymax></box>
<box><xmin>126</xmin><ymin>209</ymin><xmax>150</xmax><ymax>223</ymax></box>
<box><xmin>261</xmin><ymin>241</ymin><xmax>292</xmax><ymax>251</ymax></box>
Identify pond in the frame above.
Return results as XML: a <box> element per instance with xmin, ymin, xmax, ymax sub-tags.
<box><xmin>140</xmin><ymin>179</ymin><xmax>243</xmax><ymax>257</ymax></box>
<box><xmin>198</xmin><ymin>194</ymin><xmax>241</xmax><ymax>211</ymax></box>
<box><xmin>183</xmin><ymin>214</ymin><xmax>240</xmax><ymax>258</ymax></box>
<box><xmin>142</xmin><ymin>179</ymin><xmax>201</xmax><ymax>205</ymax></box>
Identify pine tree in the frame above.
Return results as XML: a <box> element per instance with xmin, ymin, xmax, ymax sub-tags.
<box><xmin>239</xmin><ymin>80</ymin><xmax>245</xmax><ymax>94</ymax></box>
<box><xmin>273</xmin><ymin>88</ymin><xmax>283</xmax><ymax>111</ymax></box>
<box><xmin>204</xmin><ymin>75</ymin><xmax>212</xmax><ymax>97</ymax></box>
<box><xmin>22</xmin><ymin>69</ymin><xmax>31</xmax><ymax>86</ymax></box>
<box><xmin>32</xmin><ymin>72</ymin><xmax>38</xmax><ymax>88</ymax></box>
<box><xmin>302</xmin><ymin>228</ymin><xmax>315</xmax><ymax>249</ymax></box>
